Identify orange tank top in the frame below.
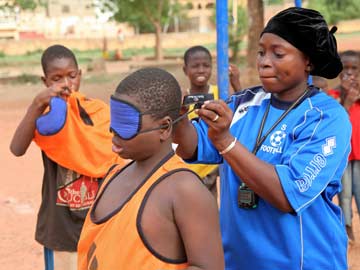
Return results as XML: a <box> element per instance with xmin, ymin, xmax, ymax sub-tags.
<box><xmin>34</xmin><ymin>92</ymin><xmax>126</xmax><ymax>178</ymax></box>
<box><xmin>78</xmin><ymin>152</ymin><xmax>189</xmax><ymax>270</ymax></box>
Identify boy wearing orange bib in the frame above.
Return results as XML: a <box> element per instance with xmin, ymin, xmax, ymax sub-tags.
<box><xmin>78</xmin><ymin>68</ymin><xmax>224</xmax><ymax>270</ymax></box>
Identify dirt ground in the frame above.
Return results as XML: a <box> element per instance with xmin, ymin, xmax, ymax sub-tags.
<box><xmin>1</xmin><ymin>34</ymin><xmax>360</xmax><ymax>269</ymax></box>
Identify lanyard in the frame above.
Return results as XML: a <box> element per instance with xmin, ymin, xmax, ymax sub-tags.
<box><xmin>252</xmin><ymin>89</ymin><xmax>309</xmax><ymax>155</ymax></box>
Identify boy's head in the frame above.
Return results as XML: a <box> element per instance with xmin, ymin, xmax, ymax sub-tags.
<box><xmin>261</xmin><ymin>7</ymin><xmax>342</xmax><ymax>80</ymax></box>
<box><xmin>183</xmin><ymin>46</ymin><xmax>212</xmax><ymax>90</ymax></box>
<box><xmin>41</xmin><ymin>44</ymin><xmax>81</xmax><ymax>94</ymax></box>
<box><xmin>339</xmin><ymin>50</ymin><xmax>360</xmax><ymax>82</ymax></box>
<box><xmin>110</xmin><ymin>68</ymin><xmax>181</xmax><ymax>160</ymax></box>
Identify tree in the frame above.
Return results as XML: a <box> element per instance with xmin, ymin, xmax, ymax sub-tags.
<box><xmin>246</xmin><ymin>0</ymin><xmax>264</xmax><ymax>85</ymax></box>
<box><xmin>100</xmin><ymin>0</ymin><xmax>182</xmax><ymax>61</ymax></box>
<box><xmin>0</xmin><ymin>0</ymin><xmax>38</xmax><ymax>11</ymax></box>
<box><xmin>229</xmin><ymin>5</ymin><xmax>248</xmax><ymax>63</ymax></box>
<box><xmin>210</xmin><ymin>4</ymin><xmax>247</xmax><ymax>63</ymax></box>
<box><xmin>308</xmin><ymin>0</ymin><xmax>360</xmax><ymax>24</ymax></box>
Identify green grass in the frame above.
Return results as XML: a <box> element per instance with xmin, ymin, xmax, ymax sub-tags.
<box><xmin>336</xmin><ymin>31</ymin><xmax>360</xmax><ymax>38</ymax></box>
<box><xmin>0</xmin><ymin>49</ymin><xmax>103</xmax><ymax>68</ymax></box>
<box><xmin>118</xmin><ymin>43</ymin><xmax>216</xmax><ymax>59</ymax></box>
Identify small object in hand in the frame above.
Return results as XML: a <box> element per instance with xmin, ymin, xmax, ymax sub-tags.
<box><xmin>183</xmin><ymin>93</ymin><xmax>214</xmax><ymax>109</ymax></box>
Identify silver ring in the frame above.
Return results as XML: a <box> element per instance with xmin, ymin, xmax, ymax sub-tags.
<box><xmin>212</xmin><ymin>114</ymin><xmax>219</xmax><ymax>122</ymax></box>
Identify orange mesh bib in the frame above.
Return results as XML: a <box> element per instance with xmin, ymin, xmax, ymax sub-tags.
<box><xmin>78</xmin><ymin>154</ymin><xmax>189</xmax><ymax>270</ymax></box>
<box><xmin>34</xmin><ymin>92</ymin><xmax>126</xmax><ymax>178</ymax></box>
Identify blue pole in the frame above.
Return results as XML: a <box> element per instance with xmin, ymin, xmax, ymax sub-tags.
<box><xmin>294</xmin><ymin>0</ymin><xmax>313</xmax><ymax>85</ymax></box>
<box><xmin>216</xmin><ymin>0</ymin><xmax>229</xmax><ymax>100</ymax></box>
<box><xmin>294</xmin><ymin>0</ymin><xmax>302</xmax><ymax>7</ymax></box>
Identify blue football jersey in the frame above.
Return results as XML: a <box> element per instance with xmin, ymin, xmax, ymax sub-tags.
<box><xmin>191</xmin><ymin>86</ymin><xmax>351</xmax><ymax>270</ymax></box>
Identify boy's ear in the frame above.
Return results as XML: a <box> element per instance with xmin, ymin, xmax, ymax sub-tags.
<box><xmin>159</xmin><ymin>116</ymin><xmax>172</xmax><ymax>142</ymax></box>
<box><xmin>182</xmin><ymin>65</ymin><xmax>187</xmax><ymax>75</ymax></box>
<box><xmin>41</xmin><ymin>76</ymin><xmax>48</xmax><ymax>87</ymax></box>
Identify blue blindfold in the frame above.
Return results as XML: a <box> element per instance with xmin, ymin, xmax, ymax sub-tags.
<box><xmin>110</xmin><ymin>96</ymin><xmax>169</xmax><ymax>140</ymax></box>
<box><xmin>36</xmin><ymin>97</ymin><xmax>67</xmax><ymax>135</ymax></box>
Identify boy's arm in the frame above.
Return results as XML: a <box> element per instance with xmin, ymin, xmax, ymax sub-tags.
<box><xmin>172</xmin><ymin>171</ymin><xmax>224</xmax><ymax>270</ymax></box>
<box><xmin>10</xmin><ymin>102</ymin><xmax>46</xmax><ymax>156</ymax></box>
<box><xmin>229</xmin><ymin>63</ymin><xmax>241</xmax><ymax>93</ymax></box>
<box><xmin>10</xmin><ymin>86</ymin><xmax>67</xmax><ymax>156</ymax></box>
<box><xmin>173</xmin><ymin>116</ymin><xmax>199</xmax><ymax>160</ymax></box>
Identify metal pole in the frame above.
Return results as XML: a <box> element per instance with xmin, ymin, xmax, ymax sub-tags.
<box><xmin>294</xmin><ymin>0</ymin><xmax>313</xmax><ymax>85</ymax></box>
<box><xmin>216</xmin><ymin>0</ymin><xmax>229</xmax><ymax>100</ymax></box>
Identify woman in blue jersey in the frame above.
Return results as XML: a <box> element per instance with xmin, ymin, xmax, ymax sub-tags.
<box><xmin>174</xmin><ymin>7</ymin><xmax>351</xmax><ymax>270</ymax></box>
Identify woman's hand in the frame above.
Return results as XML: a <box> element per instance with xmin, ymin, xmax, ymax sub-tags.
<box><xmin>197</xmin><ymin>100</ymin><xmax>235</xmax><ymax>152</ymax></box>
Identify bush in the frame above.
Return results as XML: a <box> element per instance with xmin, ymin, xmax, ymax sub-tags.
<box><xmin>308</xmin><ymin>0</ymin><xmax>360</xmax><ymax>24</ymax></box>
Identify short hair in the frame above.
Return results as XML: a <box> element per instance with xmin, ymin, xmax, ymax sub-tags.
<box><xmin>183</xmin><ymin>45</ymin><xmax>212</xmax><ymax>66</ymax></box>
<box><xmin>41</xmin><ymin>44</ymin><xmax>78</xmax><ymax>75</ymax></box>
<box><xmin>339</xmin><ymin>50</ymin><xmax>360</xmax><ymax>61</ymax></box>
<box><xmin>115</xmin><ymin>67</ymin><xmax>181</xmax><ymax>121</ymax></box>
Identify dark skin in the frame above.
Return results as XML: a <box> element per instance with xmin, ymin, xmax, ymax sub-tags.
<box><xmin>94</xmin><ymin>94</ymin><xmax>224</xmax><ymax>270</ymax></box>
<box><xmin>10</xmin><ymin>57</ymin><xmax>82</xmax><ymax>156</ymax></box>
<box><xmin>183</xmin><ymin>50</ymin><xmax>239</xmax><ymax>96</ymax></box>
<box><xmin>175</xmin><ymin>33</ymin><xmax>311</xmax><ymax>213</ymax></box>
<box><xmin>339</xmin><ymin>55</ymin><xmax>360</xmax><ymax>110</ymax></box>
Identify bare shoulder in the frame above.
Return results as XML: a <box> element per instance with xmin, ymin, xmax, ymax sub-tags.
<box><xmin>165</xmin><ymin>169</ymin><xmax>217</xmax><ymax>207</ymax></box>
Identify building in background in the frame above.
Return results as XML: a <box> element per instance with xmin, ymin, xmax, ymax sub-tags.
<box><xmin>0</xmin><ymin>0</ymin><xmax>131</xmax><ymax>40</ymax></box>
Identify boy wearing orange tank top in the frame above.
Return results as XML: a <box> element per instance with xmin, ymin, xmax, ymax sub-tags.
<box><xmin>77</xmin><ymin>68</ymin><xmax>224</xmax><ymax>270</ymax></box>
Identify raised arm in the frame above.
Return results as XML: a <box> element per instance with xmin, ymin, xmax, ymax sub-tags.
<box><xmin>10</xmin><ymin>86</ymin><xmax>67</xmax><ymax>156</ymax></box>
<box><xmin>197</xmin><ymin>99</ymin><xmax>293</xmax><ymax>212</ymax></box>
<box><xmin>173</xmin><ymin>115</ymin><xmax>199</xmax><ymax>160</ymax></box>
<box><xmin>229</xmin><ymin>63</ymin><xmax>241</xmax><ymax>93</ymax></box>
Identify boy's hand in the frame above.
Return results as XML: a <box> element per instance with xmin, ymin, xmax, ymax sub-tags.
<box><xmin>342</xmin><ymin>77</ymin><xmax>360</xmax><ymax>109</ymax></box>
<box><xmin>33</xmin><ymin>84</ymin><xmax>73</xmax><ymax>111</ymax></box>
<box><xmin>229</xmin><ymin>63</ymin><xmax>241</xmax><ymax>92</ymax></box>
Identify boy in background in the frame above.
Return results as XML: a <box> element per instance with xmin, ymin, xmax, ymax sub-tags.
<box><xmin>10</xmin><ymin>45</ymin><xmax>125</xmax><ymax>269</ymax></box>
<box><xmin>182</xmin><ymin>45</ymin><xmax>240</xmax><ymax>199</ymax></box>
<box><xmin>328</xmin><ymin>50</ymin><xmax>360</xmax><ymax>243</ymax></box>
<box><xmin>78</xmin><ymin>67</ymin><xmax>224</xmax><ymax>270</ymax></box>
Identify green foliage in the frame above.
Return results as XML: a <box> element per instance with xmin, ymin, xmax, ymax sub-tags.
<box><xmin>229</xmin><ymin>6</ymin><xmax>248</xmax><ymax>62</ymax></box>
<box><xmin>210</xmin><ymin>5</ymin><xmax>247</xmax><ymax>62</ymax></box>
<box><xmin>0</xmin><ymin>0</ymin><xmax>38</xmax><ymax>10</ymax></box>
<box><xmin>11</xmin><ymin>73</ymin><xmax>39</xmax><ymax>84</ymax></box>
<box><xmin>264</xmin><ymin>0</ymin><xmax>284</xmax><ymax>5</ymax></box>
<box><xmin>0</xmin><ymin>49</ymin><xmax>102</xmax><ymax>68</ymax></box>
<box><xmin>99</xmin><ymin>0</ymin><xmax>182</xmax><ymax>33</ymax></box>
<box><xmin>15</xmin><ymin>0</ymin><xmax>37</xmax><ymax>10</ymax></box>
<box><xmin>308</xmin><ymin>0</ymin><xmax>360</xmax><ymax>24</ymax></box>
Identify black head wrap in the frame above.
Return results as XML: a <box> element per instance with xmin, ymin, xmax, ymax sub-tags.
<box><xmin>261</xmin><ymin>7</ymin><xmax>342</xmax><ymax>79</ymax></box>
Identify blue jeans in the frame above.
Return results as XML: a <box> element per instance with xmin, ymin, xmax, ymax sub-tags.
<box><xmin>339</xmin><ymin>160</ymin><xmax>360</xmax><ymax>226</ymax></box>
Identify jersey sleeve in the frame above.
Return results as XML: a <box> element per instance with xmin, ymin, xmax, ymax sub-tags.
<box><xmin>275</xmin><ymin>105</ymin><xmax>351</xmax><ymax>215</ymax></box>
<box><xmin>189</xmin><ymin>95</ymin><xmax>239</xmax><ymax>165</ymax></box>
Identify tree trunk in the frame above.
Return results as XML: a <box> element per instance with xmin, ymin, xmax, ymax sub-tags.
<box><xmin>154</xmin><ymin>22</ymin><xmax>163</xmax><ymax>61</ymax></box>
<box><xmin>246</xmin><ymin>0</ymin><xmax>264</xmax><ymax>86</ymax></box>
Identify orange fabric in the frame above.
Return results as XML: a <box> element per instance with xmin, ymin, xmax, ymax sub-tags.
<box><xmin>78</xmin><ymin>154</ymin><xmax>189</xmax><ymax>270</ymax></box>
<box><xmin>34</xmin><ymin>92</ymin><xmax>126</xmax><ymax>178</ymax></box>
